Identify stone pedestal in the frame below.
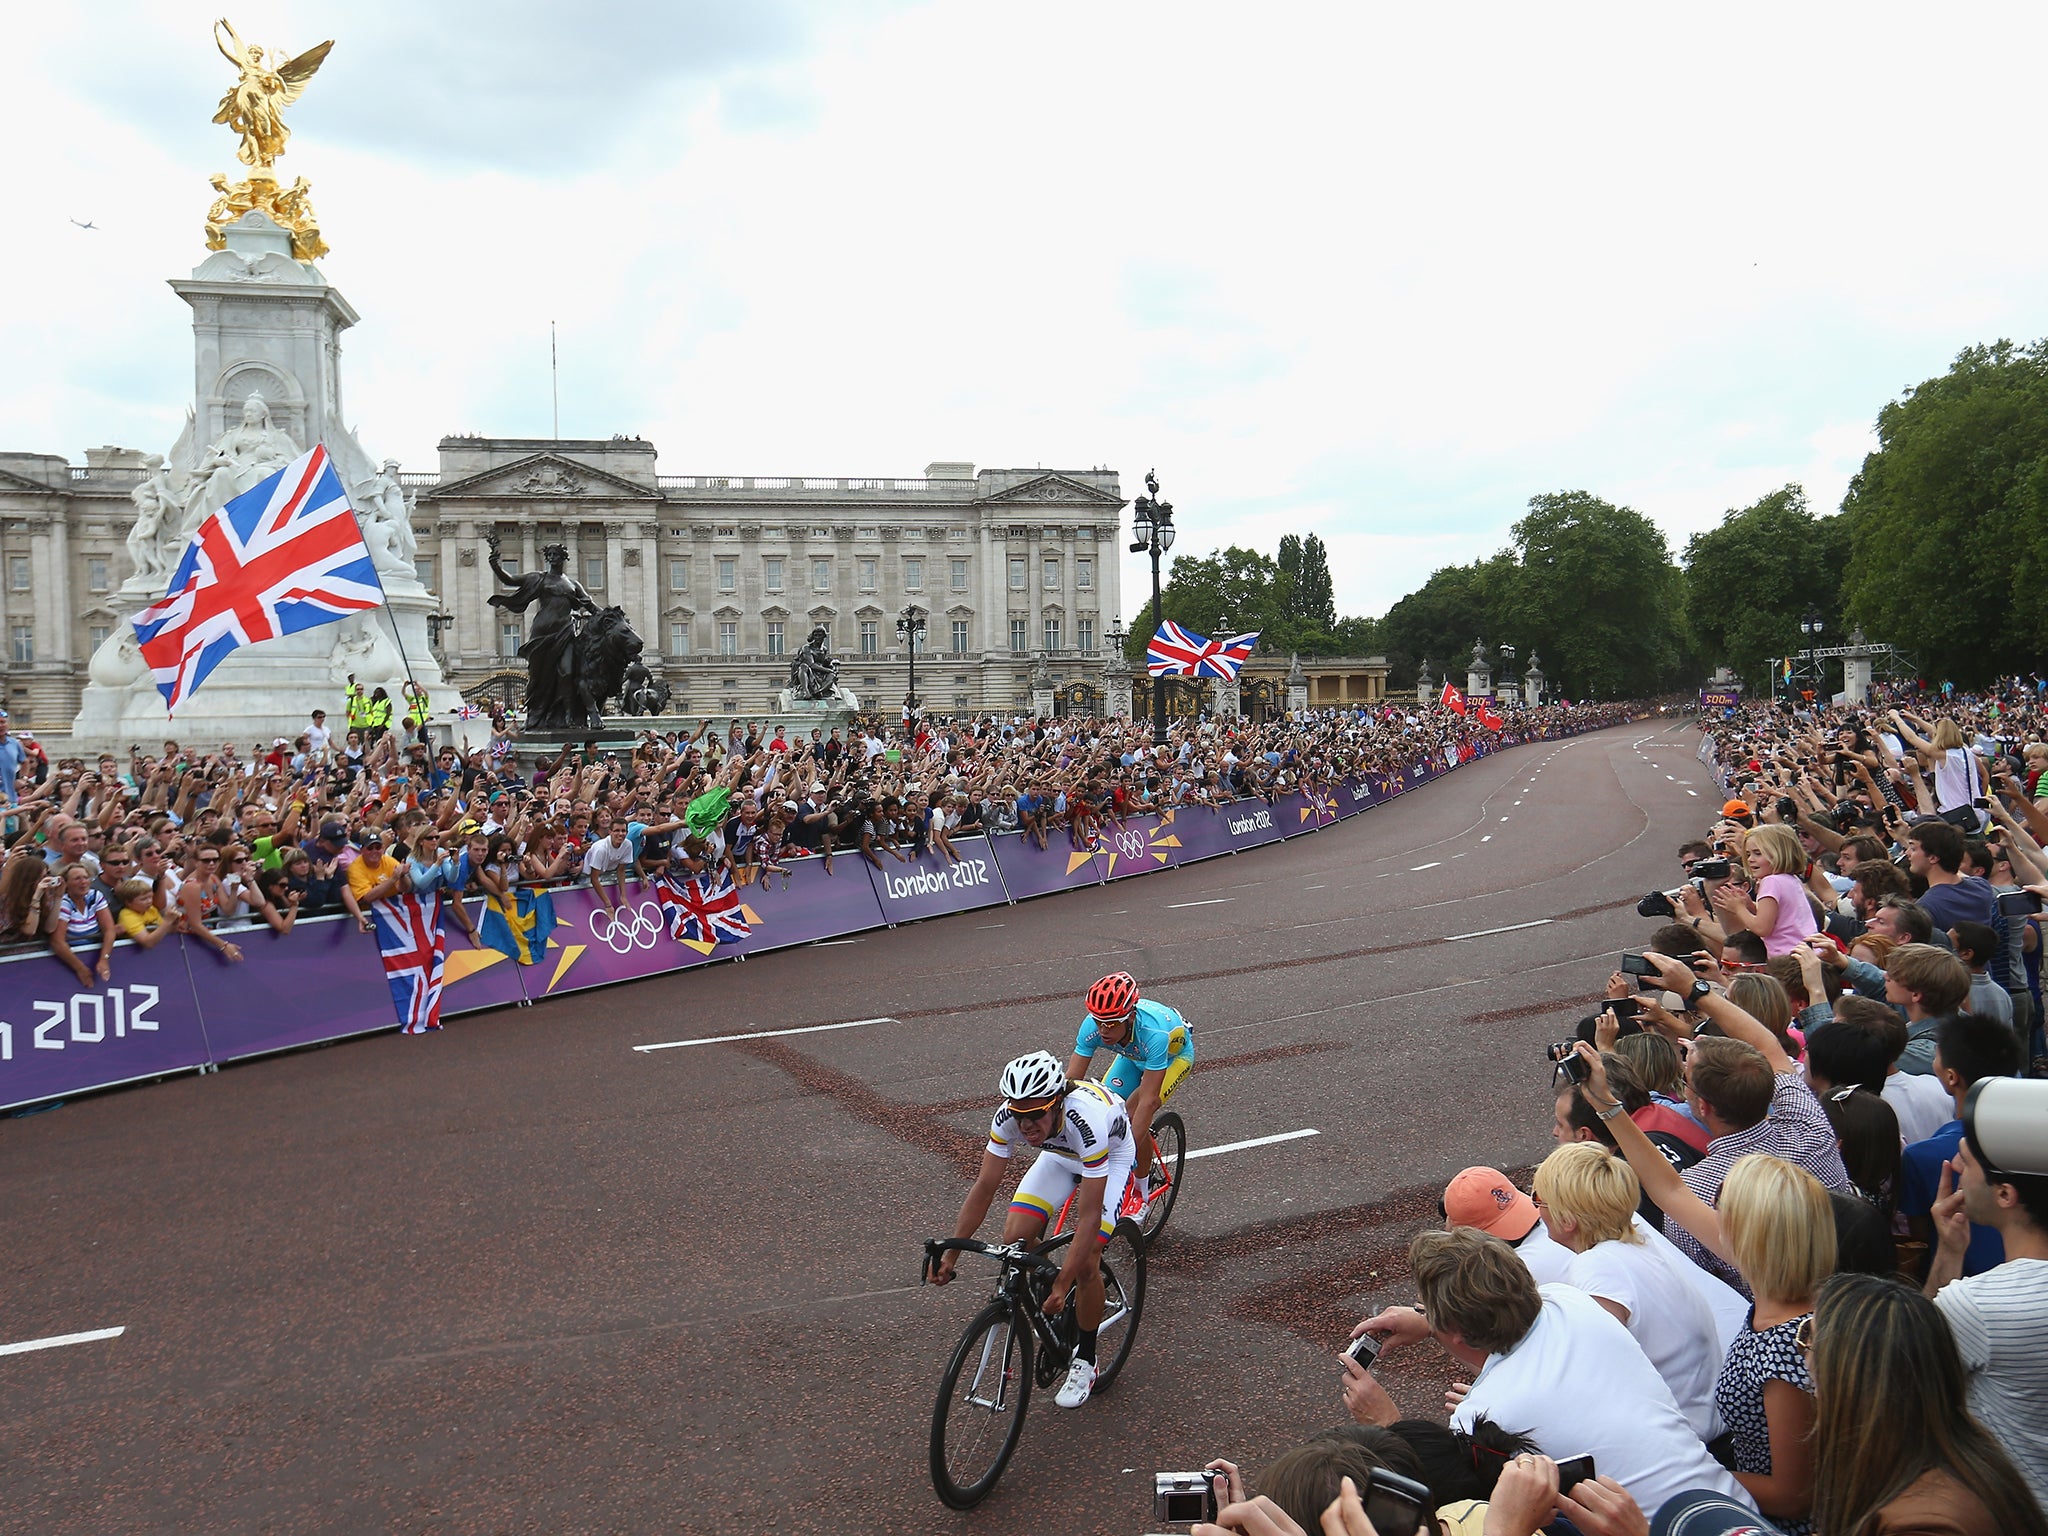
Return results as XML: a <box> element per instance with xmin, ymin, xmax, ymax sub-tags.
<box><xmin>1214</xmin><ymin>680</ymin><xmax>1240</xmax><ymax>719</ymax></box>
<box><xmin>1031</xmin><ymin>688</ymin><xmax>1055</xmax><ymax>718</ymax></box>
<box><xmin>1842</xmin><ymin>654</ymin><xmax>1873</xmax><ymax>704</ymax></box>
<box><xmin>69</xmin><ymin>215</ymin><xmax>447</xmax><ymax>751</ymax></box>
<box><xmin>774</xmin><ymin>690</ymin><xmax>862</xmax><ymax>736</ymax></box>
<box><xmin>1287</xmin><ymin>684</ymin><xmax>1308</xmax><ymax>713</ymax></box>
<box><xmin>1105</xmin><ymin>676</ymin><xmax>1133</xmax><ymax>720</ymax></box>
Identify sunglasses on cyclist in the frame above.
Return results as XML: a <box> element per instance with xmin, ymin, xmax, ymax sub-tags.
<box><xmin>1007</xmin><ymin>1098</ymin><xmax>1060</xmax><ymax>1120</ymax></box>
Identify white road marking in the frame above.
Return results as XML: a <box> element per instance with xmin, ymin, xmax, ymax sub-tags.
<box><xmin>1686</xmin><ymin>790</ymin><xmax>1699</xmax><ymax>797</ymax></box>
<box><xmin>1499</xmin><ymin>816</ymin><xmax>1509</xmax><ymax>822</ymax></box>
<box><xmin>975</xmin><ymin>923</ymin><xmax>1006</xmax><ymax>929</ymax></box>
<box><xmin>635</xmin><ymin>1017</ymin><xmax>898</xmax><ymax>1051</ymax></box>
<box><xmin>1481</xmin><ymin>834</ymin><xmax>1493</xmax><ymax>842</ymax></box>
<box><xmin>1443</xmin><ymin>919</ymin><xmax>1555</xmax><ymax>942</ymax></box>
<box><xmin>1168</xmin><ymin>897</ymin><xmax>1235</xmax><ymax>908</ymax></box>
<box><xmin>1304</xmin><ymin>883</ymin><xmax>1326</xmax><ymax>890</ymax></box>
<box><xmin>1666</xmin><ymin>775</ymin><xmax>1675</xmax><ymax>781</ymax></box>
<box><xmin>1186</xmin><ymin>1128</ymin><xmax>1320</xmax><ymax>1160</ymax></box>
<box><xmin>1409</xmin><ymin>861</ymin><xmax>1441</xmax><ymax>871</ymax></box>
<box><xmin>0</xmin><ymin>1326</ymin><xmax>124</xmax><ymax>1357</ymax></box>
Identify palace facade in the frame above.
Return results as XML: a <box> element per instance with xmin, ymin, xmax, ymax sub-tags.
<box><xmin>0</xmin><ymin>437</ymin><xmax>1127</xmax><ymax>727</ymax></box>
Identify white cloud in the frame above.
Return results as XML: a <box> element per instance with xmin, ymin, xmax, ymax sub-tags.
<box><xmin>8</xmin><ymin>1</ymin><xmax>2048</xmax><ymax>624</ymax></box>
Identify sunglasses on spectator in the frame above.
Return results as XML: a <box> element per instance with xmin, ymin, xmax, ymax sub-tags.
<box><xmin>1794</xmin><ymin>1315</ymin><xmax>1814</xmax><ymax>1355</ymax></box>
<box><xmin>198</xmin><ymin>854</ymin><xmax>220</xmax><ymax>864</ymax></box>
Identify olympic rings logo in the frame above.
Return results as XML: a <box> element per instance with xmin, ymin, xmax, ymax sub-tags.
<box><xmin>588</xmin><ymin>899</ymin><xmax>663</xmax><ymax>952</ymax></box>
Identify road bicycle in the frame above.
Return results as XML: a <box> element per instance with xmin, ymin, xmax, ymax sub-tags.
<box><xmin>920</xmin><ymin>1223</ymin><xmax>1147</xmax><ymax>1509</ymax></box>
<box><xmin>1049</xmin><ymin>1109</ymin><xmax>1187</xmax><ymax>1246</ymax></box>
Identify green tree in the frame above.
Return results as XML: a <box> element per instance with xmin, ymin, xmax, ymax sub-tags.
<box><xmin>1298</xmin><ymin>533</ymin><xmax>1337</xmax><ymax>632</ymax></box>
<box><xmin>1125</xmin><ymin>545</ymin><xmax>1287</xmax><ymax>661</ymax></box>
<box><xmin>1277</xmin><ymin>535</ymin><xmax>1304</xmax><ymax>622</ymax></box>
<box><xmin>1841</xmin><ymin>339</ymin><xmax>2048</xmax><ymax>683</ymax></box>
<box><xmin>1379</xmin><ymin>554</ymin><xmax>1510</xmax><ymax>686</ymax></box>
<box><xmin>1681</xmin><ymin>484</ymin><xmax>1853</xmax><ymax>691</ymax></box>
<box><xmin>1493</xmin><ymin>491</ymin><xmax>1688</xmax><ymax>698</ymax></box>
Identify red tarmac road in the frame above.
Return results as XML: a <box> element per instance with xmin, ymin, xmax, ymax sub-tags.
<box><xmin>2</xmin><ymin>720</ymin><xmax>1715</xmax><ymax>1534</ymax></box>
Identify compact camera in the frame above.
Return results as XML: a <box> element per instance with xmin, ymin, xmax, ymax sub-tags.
<box><xmin>1548</xmin><ymin>1040</ymin><xmax>1589</xmax><ymax>1084</ymax></box>
<box><xmin>1344</xmin><ymin>1331</ymin><xmax>1383</xmax><ymax>1369</ymax></box>
<box><xmin>1154</xmin><ymin>1471</ymin><xmax>1219</xmax><ymax>1525</ymax></box>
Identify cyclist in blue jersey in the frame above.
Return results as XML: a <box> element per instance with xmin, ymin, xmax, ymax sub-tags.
<box><xmin>1067</xmin><ymin>971</ymin><xmax>1194</xmax><ymax>1199</ymax></box>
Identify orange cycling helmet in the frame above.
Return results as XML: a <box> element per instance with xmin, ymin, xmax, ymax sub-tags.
<box><xmin>1086</xmin><ymin>971</ymin><xmax>1140</xmax><ymax>1021</ymax></box>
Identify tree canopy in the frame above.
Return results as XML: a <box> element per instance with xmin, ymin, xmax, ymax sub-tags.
<box><xmin>1681</xmin><ymin>485</ymin><xmax>1852</xmax><ymax>691</ymax></box>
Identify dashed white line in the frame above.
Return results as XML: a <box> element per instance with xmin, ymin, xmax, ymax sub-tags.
<box><xmin>1304</xmin><ymin>883</ymin><xmax>1326</xmax><ymax>890</ymax></box>
<box><xmin>975</xmin><ymin>923</ymin><xmax>1006</xmax><ymax>929</ymax></box>
<box><xmin>1686</xmin><ymin>790</ymin><xmax>1698</xmax><ymax>797</ymax></box>
<box><xmin>1481</xmin><ymin>834</ymin><xmax>1493</xmax><ymax>842</ymax></box>
<box><xmin>1186</xmin><ymin>1128</ymin><xmax>1320</xmax><ymax>1160</ymax></box>
<box><xmin>1444</xmin><ymin>919</ymin><xmax>1555</xmax><ymax>942</ymax></box>
<box><xmin>636</xmin><ymin>1017</ymin><xmax>898</xmax><ymax>1051</ymax></box>
<box><xmin>0</xmin><ymin>1326</ymin><xmax>125</xmax><ymax>1357</ymax></box>
<box><xmin>1168</xmin><ymin>897</ymin><xmax>1235</xmax><ymax>909</ymax></box>
<box><xmin>1410</xmin><ymin>861</ymin><xmax>1441</xmax><ymax>871</ymax></box>
<box><xmin>1499</xmin><ymin>816</ymin><xmax>1509</xmax><ymax>822</ymax></box>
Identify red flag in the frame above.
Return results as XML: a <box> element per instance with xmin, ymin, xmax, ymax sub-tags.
<box><xmin>1478</xmin><ymin>705</ymin><xmax>1505</xmax><ymax>731</ymax></box>
<box><xmin>1439</xmin><ymin>680</ymin><xmax>1468</xmax><ymax>715</ymax></box>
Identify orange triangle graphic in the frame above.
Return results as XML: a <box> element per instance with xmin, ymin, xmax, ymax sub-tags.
<box><xmin>545</xmin><ymin>943</ymin><xmax>587</xmax><ymax>993</ymax></box>
<box><xmin>442</xmin><ymin>947</ymin><xmax>506</xmax><ymax>985</ymax></box>
<box><xmin>681</xmin><ymin>937</ymin><xmax>717</xmax><ymax>955</ymax></box>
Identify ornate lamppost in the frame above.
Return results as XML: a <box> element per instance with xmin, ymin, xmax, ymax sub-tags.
<box><xmin>1130</xmin><ymin>469</ymin><xmax>1176</xmax><ymax>746</ymax></box>
<box><xmin>1797</xmin><ymin>606</ymin><xmax>1824</xmax><ymax>703</ymax></box>
<box><xmin>896</xmin><ymin>602</ymin><xmax>927</xmax><ymax>723</ymax></box>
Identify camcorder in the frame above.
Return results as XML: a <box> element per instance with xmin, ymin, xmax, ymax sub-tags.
<box><xmin>1965</xmin><ymin>1079</ymin><xmax>2048</xmax><ymax>1177</ymax></box>
<box><xmin>1154</xmin><ymin>1471</ymin><xmax>1219</xmax><ymax>1525</ymax></box>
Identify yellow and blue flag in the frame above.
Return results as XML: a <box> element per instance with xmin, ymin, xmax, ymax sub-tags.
<box><xmin>481</xmin><ymin>887</ymin><xmax>557</xmax><ymax>965</ymax></box>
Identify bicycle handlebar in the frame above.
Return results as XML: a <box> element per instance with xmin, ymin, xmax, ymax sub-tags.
<box><xmin>921</xmin><ymin>1237</ymin><xmax>1060</xmax><ymax>1285</ymax></box>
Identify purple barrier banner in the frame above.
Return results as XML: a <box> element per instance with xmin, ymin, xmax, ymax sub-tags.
<box><xmin>1163</xmin><ymin>798</ymin><xmax>1288</xmax><ymax>868</ymax></box>
<box><xmin>198</xmin><ymin>913</ymin><xmax>402</xmax><ymax>1060</ymax></box>
<box><xmin>528</xmin><ymin>880</ymin><xmax>714</xmax><ymax>999</ymax></box>
<box><xmin>722</xmin><ymin>855</ymin><xmax>889</xmax><ymax>958</ymax></box>
<box><xmin>988</xmin><ymin>831</ymin><xmax>1106</xmax><ymax>900</ymax></box>
<box><xmin>1092</xmin><ymin>812</ymin><xmax>1183</xmax><ymax>881</ymax></box>
<box><xmin>865</xmin><ymin>836</ymin><xmax>1010</xmax><ymax>924</ymax></box>
<box><xmin>0</xmin><ymin>938</ymin><xmax>210</xmax><ymax>1111</ymax></box>
<box><xmin>1278</xmin><ymin>788</ymin><xmax>1344</xmax><ymax>837</ymax></box>
<box><xmin>1337</xmin><ymin>775</ymin><xmax>1379</xmax><ymax>817</ymax></box>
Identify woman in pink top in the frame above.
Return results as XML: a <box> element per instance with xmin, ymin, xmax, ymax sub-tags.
<box><xmin>1714</xmin><ymin>823</ymin><xmax>1820</xmax><ymax>957</ymax></box>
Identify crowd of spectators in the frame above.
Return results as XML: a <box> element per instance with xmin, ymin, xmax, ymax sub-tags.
<box><xmin>1185</xmin><ymin>689</ymin><xmax>2047</xmax><ymax>1536</ymax></box>
<box><xmin>0</xmin><ymin>692</ymin><xmax>1629</xmax><ymax>972</ymax></box>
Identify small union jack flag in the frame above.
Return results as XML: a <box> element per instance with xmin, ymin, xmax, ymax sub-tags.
<box><xmin>1146</xmin><ymin>621</ymin><xmax>1260</xmax><ymax>680</ymax></box>
<box><xmin>454</xmin><ymin>703</ymin><xmax>484</xmax><ymax>720</ymax></box>
<box><xmin>656</xmin><ymin>869</ymin><xmax>752</xmax><ymax>945</ymax></box>
<box><xmin>372</xmin><ymin>891</ymin><xmax>448</xmax><ymax>1033</ymax></box>
<box><xmin>133</xmin><ymin>444</ymin><xmax>382</xmax><ymax>713</ymax></box>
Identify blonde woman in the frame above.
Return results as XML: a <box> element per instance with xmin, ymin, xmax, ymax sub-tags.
<box><xmin>1892</xmin><ymin>711</ymin><xmax>1983</xmax><ymax>827</ymax></box>
<box><xmin>1585</xmin><ymin>1044</ymin><xmax>1833</xmax><ymax>1535</ymax></box>
<box><xmin>1531</xmin><ymin>1142</ymin><xmax>1724</xmax><ymax>1442</ymax></box>
<box><xmin>1712</xmin><ymin>823</ymin><xmax>1820</xmax><ymax>957</ymax></box>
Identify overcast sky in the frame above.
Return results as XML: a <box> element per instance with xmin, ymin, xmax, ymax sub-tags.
<box><xmin>8</xmin><ymin>2</ymin><xmax>2047</xmax><ymax>622</ymax></box>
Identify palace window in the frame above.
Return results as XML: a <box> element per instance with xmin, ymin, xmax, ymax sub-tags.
<box><xmin>1009</xmin><ymin>618</ymin><xmax>1027</xmax><ymax>653</ymax></box>
<box><xmin>766</xmin><ymin>621</ymin><xmax>785</xmax><ymax>656</ymax></box>
<box><xmin>584</xmin><ymin>556</ymin><xmax>605</xmax><ymax>589</ymax></box>
<box><xmin>951</xmin><ymin>620</ymin><xmax>970</xmax><ymax>655</ymax></box>
<box><xmin>903</xmin><ymin>557</ymin><xmax>922</xmax><ymax>590</ymax></box>
<box><xmin>858</xmin><ymin>557</ymin><xmax>878</xmax><ymax>590</ymax></box>
<box><xmin>1042</xmin><ymin>557</ymin><xmax>1060</xmax><ymax>590</ymax></box>
<box><xmin>859</xmin><ymin>620</ymin><xmax>879</xmax><ymax>655</ymax></box>
<box><xmin>11</xmin><ymin>625</ymin><xmax>32</xmax><ymax>663</ymax></box>
<box><xmin>1008</xmin><ymin>556</ymin><xmax>1026</xmax><ymax>590</ymax></box>
<box><xmin>1077</xmin><ymin>617</ymin><xmax>1094</xmax><ymax>653</ymax></box>
<box><xmin>1076</xmin><ymin>559</ymin><xmax>1092</xmax><ymax>589</ymax></box>
<box><xmin>415</xmin><ymin>556</ymin><xmax>435</xmax><ymax>589</ymax></box>
<box><xmin>951</xmin><ymin>557</ymin><xmax>968</xmax><ymax>590</ymax></box>
<box><xmin>668</xmin><ymin>557</ymin><xmax>689</xmax><ymax>591</ymax></box>
<box><xmin>812</xmin><ymin>558</ymin><xmax>832</xmax><ymax>590</ymax></box>
<box><xmin>499</xmin><ymin>620</ymin><xmax>522</xmax><ymax>657</ymax></box>
<box><xmin>718</xmin><ymin>620</ymin><xmax>738</xmax><ymax>655</ymax></box>
<box><xmin>1044</xmin><ymin>616</ymin><xmax>1062</xmax><ymax>652</ymax></box>
<box><xmin>7</xmin><ymin>557</ymin><xmax>26</xmax><ymax>590</ymax></box>
<box><xmin>717</xmin><ymin>556</ymin><xmax>737</xmax><ymax>591</ymax></box>
<box><xmin>763</xmin><ymin>556</ymin><xmax>783</xmax><ymax>591</ymax></box>
<box><xmin>669</xmin><ymin>620</ymin><xmax>691</xmax><ymax>656</ymax></box>
<box><xmin>86</xmin><ymin>558</ymin><xmax>109</xmax><ymax>592</ymax></box>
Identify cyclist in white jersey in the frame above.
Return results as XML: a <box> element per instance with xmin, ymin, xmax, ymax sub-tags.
<box><xmin>929</xmin><ymin>1050</ymin><xmax>1136</xmax><ymax>1409</ymax></box>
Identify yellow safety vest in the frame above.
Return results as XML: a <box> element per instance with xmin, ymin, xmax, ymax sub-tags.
<box><xmin>366</xmin><ymin>695</ymin><xmax>393</xmax><ymax>729</ymax></box>
<box><xmin>345</xmin><ymin>683</ymin><xmax>371</xmax><ymax>729</ymax></box>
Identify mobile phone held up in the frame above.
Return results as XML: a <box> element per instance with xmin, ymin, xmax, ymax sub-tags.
<box><xmin>1555</xmin><ymin>1453</ymin><xmax>1597</xmax><ymax>1495</ymax></box>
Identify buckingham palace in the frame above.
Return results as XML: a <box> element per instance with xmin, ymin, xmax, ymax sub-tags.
<box><xmin>0</xmin><ymin>435</ymin><xmax>1126</xmax><ymax>727</ymax></box>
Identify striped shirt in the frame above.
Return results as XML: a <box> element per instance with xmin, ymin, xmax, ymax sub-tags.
<box><xmin>58</xmin><ymin>888</ymin><xmax>109</xmax><ymax>942</ymax></box>
<box><xmin>1667</xmin><ymin>1072</ymin><xmax>1851</xmax><ymax>1289</ymax></box>
<box><xmin>1933</xmin><ymin>1258</ymin><xmax>2048</xmax><ymax>1509</ymax></box>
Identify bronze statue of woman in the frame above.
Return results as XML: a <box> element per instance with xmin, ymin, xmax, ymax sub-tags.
<box><xmin>484</xmin><ymin>533</ymin><xmax>600</xmax><ymax>731</ymax></box>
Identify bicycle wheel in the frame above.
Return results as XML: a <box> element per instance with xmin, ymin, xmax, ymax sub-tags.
<box><xmin>1141</xmin><ymin>1111</ymin><xmax>1187</xmax><ymax>1243</ymax></box>
<box><xmin>930</xmin><ymin>1300</ymin><xmax>1034</xmax><ymax>1509</ymax></box>
<box><xmin>1038</xmin><ymin>1218</ymin><xmax>1147</xmax><ymax>1391</ymax></box>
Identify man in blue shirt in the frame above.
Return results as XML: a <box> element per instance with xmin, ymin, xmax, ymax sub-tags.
<box><xmin>1900</xmin><ymin>1011</ymin><xmax>2022</xmax><ymax>1279</ymax></box>
<box><xmin>0</xmin><ymin>712</ymin><xmax>25</xmax><ymax>805</ymax></box>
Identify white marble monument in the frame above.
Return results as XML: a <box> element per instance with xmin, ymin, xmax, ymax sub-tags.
<box><xmin>69</xmin><ymin>211</ymin><xmax>447</xmax><ymax>751</ymax></box>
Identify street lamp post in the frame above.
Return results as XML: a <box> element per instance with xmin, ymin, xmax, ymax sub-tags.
<box><xmin>1497</xmin><ymin>642</ymin><xmax>1517</xmax><ymax>704</ymax></box>
<box><xmin>1130</xmin><ymin>468</ymin><xmax>1176</xmax><ymax>747</ymax></box>
<box><xmin>896</xmin><ymin>602</ymin><xmax>927</xmax><ymax>726</ymax></box>
<box><xmin>1798</xmin><ymin>606</ymin><xmax>1824</xmax><ymax>704</ymax></box>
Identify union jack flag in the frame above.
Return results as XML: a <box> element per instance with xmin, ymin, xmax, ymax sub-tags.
<box><xmin>454</xmin><ymin>703</ymin><xmax>484</xmax><ymax>720</ymax></box>
<box><xmin>1146</xmin><ymin>622</ymin><xmax>1260</xmax><ymax>680</ymax></box>
<box><xmin>372</xmin><ymin>891</ymin><xmax>448</xmax><ymax>1033</ymax></box>
<box><xmin>133</xmin><ymin>445</ymin><xmax>382</xmax><ymax>713</ymax></box>
<box><xmin>656</xmin><ymin>869</ymin><xmax>752</xmax><ymax>945</ymax></box>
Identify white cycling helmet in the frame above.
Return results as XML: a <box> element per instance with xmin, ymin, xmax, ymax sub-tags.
<box><xmin>999</xmin><ymin>1050</ymin><xmax>1066</xmax><ymax>1109</ymax></box>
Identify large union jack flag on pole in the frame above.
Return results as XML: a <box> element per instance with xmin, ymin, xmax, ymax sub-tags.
<box><xmin>1146</xmin><ymin>622</ymin><xmax>1261</xmax><ymax>680</ymax></box>
<box><xmin>133</xmin><ymin>444</ymin><xmax>382</xmax><ymax>713</ymax></box>
<box><xmin>656</xmin><ymin>869</ymin><xmax>752</xmax><ymax>945</ymax></box>
<box><xmin>372</xmin><ymin>891</ymin><xmax>449</xmax><ymax>1033</ymax></box>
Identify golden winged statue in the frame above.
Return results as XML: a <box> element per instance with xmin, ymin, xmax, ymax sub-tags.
<box><xmin>211</xmin><ymin>18</ymin><xmax>333</xmax><ymax>169</ymax></box>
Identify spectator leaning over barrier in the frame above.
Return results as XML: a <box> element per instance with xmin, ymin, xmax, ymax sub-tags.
<box><xmin>1342</xmin><ymin>1226</ymin><xmax>1753</xmax><ymax>1518</ymax></box>
<box><xmin>1618</xmin><ymin>952</ymin><xmax>1850</xmax><ymax>1290</ymax></box>
<box><xmin>582</xmin><ymin>821</ymin><xmax>635</xmax><ymax>914</ymax></box>
<box><xmin>1439</xmin><ymin>1166</ymin><xmax>1573</xmax><ymax>1285</ymax></box>
<box><xmin>1531</xmin><ymin>1142</ymin><xmax>1725</xmax><ymax>1445</ymax></box>
<box><xmin>49</xmin><ymin>860</ymin><xmax>113</xmax><ymax>989</ymax></box>
<box><xmin>1887</xmin><ymin>943</ymin><xmax>1974</xmax><ymax>1076</ymax></box>
<box><xmin>1900</xmin><ymin>1013</ymin><xmax>2023</xmax><ymax>1282</ymax></box>
<box><xmin>343</xmin><ymin>828</ymin><xmax>395</xmax><ymax>935</ymax></box>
